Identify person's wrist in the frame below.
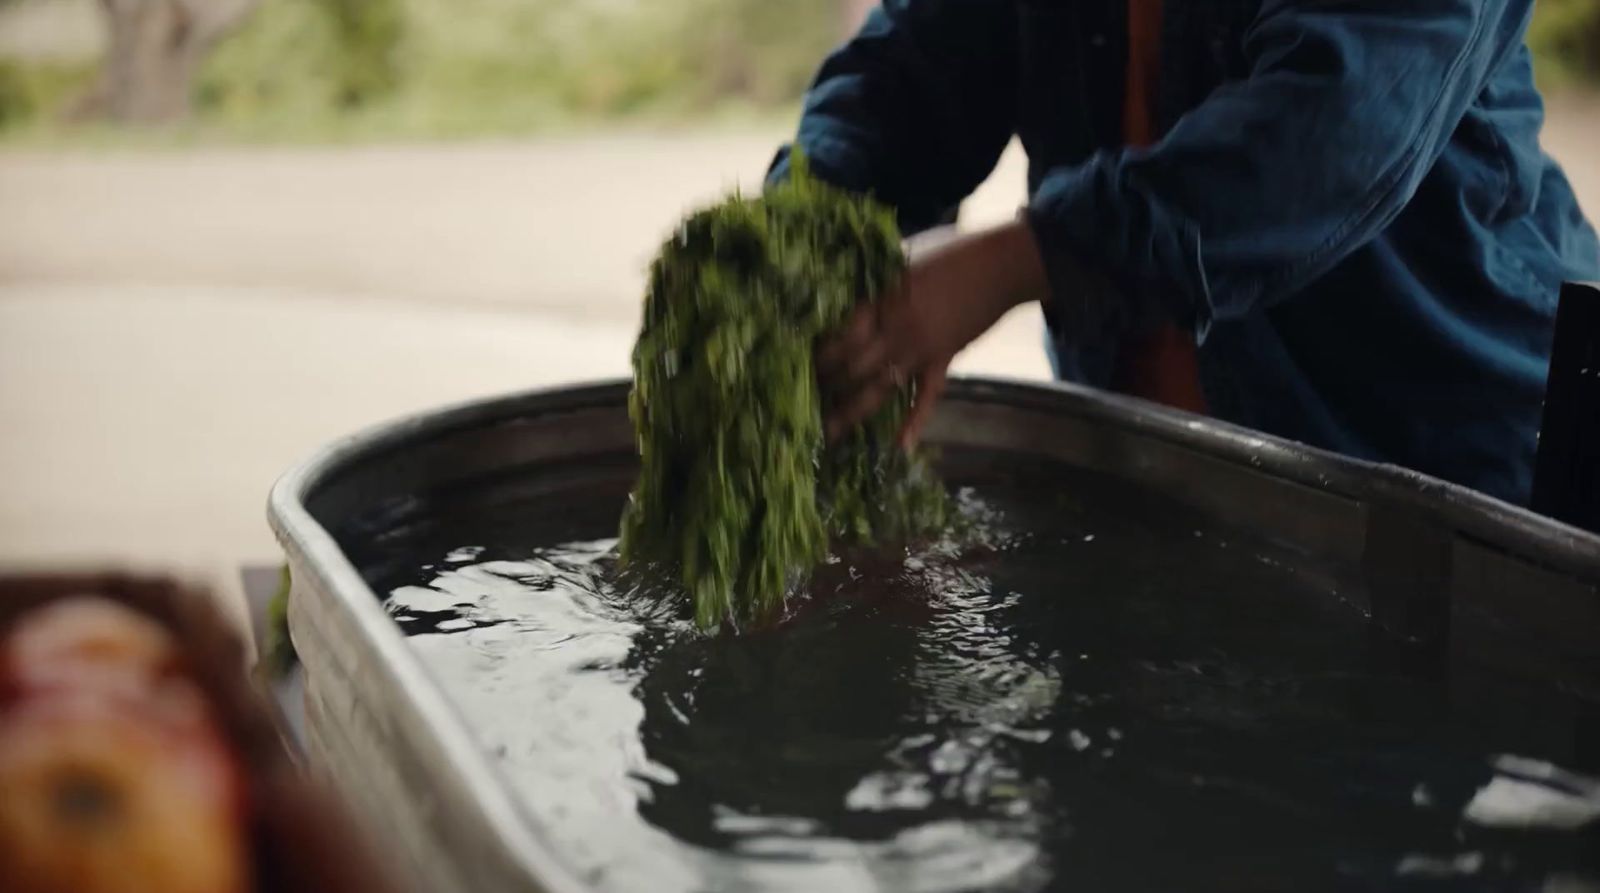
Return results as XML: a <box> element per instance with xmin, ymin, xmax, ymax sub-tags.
<box><xmin>986</xmin><ymin>219</ymin><xmax>1051</xmax><ymax>312</ymax></box>
<box><xmin>1015</xmin><ymin>206</ymin><xmax>1129</xmax><ymax>345</ymax></box>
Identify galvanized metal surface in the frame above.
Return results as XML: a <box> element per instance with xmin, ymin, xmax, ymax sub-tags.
<box><xmin>267</xmin><ymin>378</ymin><xmax>1600</xmax><ymax>893</ymax></box>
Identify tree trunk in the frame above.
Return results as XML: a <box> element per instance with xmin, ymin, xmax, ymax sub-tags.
<box><xmin>72</xmin><ymin>0</ymin><xmax>259</xmax><ymax>124</ymax></box>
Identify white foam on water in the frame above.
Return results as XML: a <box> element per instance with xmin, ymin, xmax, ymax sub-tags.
<box><xmin>1463</xmin><ymin>755</ymin><xmax>1600</xmax><ymax>831</ymax></box>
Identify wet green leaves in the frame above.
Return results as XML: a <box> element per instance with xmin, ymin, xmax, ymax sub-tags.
<box><xmin>621</xmin><ymin>158</ymin><xmax>949</xmax><ymax>630</ymax></box>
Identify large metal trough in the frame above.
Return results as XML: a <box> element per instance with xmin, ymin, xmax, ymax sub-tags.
<box><xmin>268</xmin><ymin>377</ymin><xmax>1600</xmax><ymax>893</ymax></box>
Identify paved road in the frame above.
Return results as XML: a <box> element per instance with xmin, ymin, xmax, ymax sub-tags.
<box><xmin>0</xmin><ymin>129</ymin><xmax>1044</xmax><ymax>316</ymax></box>
<box><xmin>1</xmin><ymin>105</ymin><xmax>1596</xmax><ymax>619</ymax></box>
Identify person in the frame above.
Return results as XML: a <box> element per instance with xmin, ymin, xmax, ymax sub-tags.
<box><xmin>779</xmin><ymin>0</ymin><xmax>1600</xmax><ymax>505</ymax></box>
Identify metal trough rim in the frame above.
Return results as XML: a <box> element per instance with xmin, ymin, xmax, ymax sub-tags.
<box><xmin>266</xmin><ymin>376</ymin><xmax>1600</xmax><ymax>892</ymax></box>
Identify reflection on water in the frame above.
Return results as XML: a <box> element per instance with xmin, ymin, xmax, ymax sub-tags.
<box><xmin>367</xmin><ymin>474</ymin><xmax>1599</xmax><ymax>893</ymax></box>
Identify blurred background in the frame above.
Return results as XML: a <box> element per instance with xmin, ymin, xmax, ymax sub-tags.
<box><xmin>0</xmin><ymin>0</ymin><xmax>1596</xmax><ymax>622</ymax></box>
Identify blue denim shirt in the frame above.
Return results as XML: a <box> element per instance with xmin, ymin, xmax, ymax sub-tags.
<box><xmin>769</xmin><ymin>0</ymin><xmax>1600</xmax><ymax>505</ymax></box>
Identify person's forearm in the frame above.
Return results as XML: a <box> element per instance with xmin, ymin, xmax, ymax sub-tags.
<box><xmin>970</xmin><ymin>217</ymin><xmax>1130</xmax><ymax>349</ymax></box>
<box><xmin>989</xmin><ymin>219</ymin><xmax>1052</xmax><ymax>312</ymax></box>
<box><xmin>943</xmin><ymin>220</ymin><xmax>1052</xmax><ymax>324</ymax></box>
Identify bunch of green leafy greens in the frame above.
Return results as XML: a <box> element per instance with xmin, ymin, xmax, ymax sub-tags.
<box><xmin>620</xmin><ymin>158</ymin><xmax>951</xmax><ymax>630</ymax></box>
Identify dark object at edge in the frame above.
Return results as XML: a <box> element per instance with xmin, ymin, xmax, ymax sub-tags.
<box><xmin>1533</xmin><ymin>281</ymin><xmax>1600</xmax><ymax>534</ymax></box>
<box><xmin>0</xmin><ymin>573</ymin><xmax>402</xmax><ymax>893</ymax></box>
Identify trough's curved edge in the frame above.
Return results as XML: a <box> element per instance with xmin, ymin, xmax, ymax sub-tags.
<box><xmin>265</xmin><ymin>374</ymin><xmax>1600</xmax><ymax>892</ymax></box>
<box><xmin>266</xmin><ymin>389</ymin><xmax>615</xmax><ymax>893</ymax></box>
<box><xmin>278</xmin><ymin>375</ymin><xmax>1598</xmax><ymax>579</ymax></box>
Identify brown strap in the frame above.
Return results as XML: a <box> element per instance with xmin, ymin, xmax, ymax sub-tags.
<box><xmin>1112</xmin><ymin>0</ymin><xmax>1207</xmax><ymax>414</ymax></box>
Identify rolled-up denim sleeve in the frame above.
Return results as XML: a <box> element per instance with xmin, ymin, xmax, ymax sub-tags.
<box><xmin>1029</xmin><ymin>0</ymin><xmax>1532</xmax><ymax>345</ymax></box>
<box><xmin>767</xmin><ymin>0</ymin><xmax>1017</xmax><ymax>235</ymax></box>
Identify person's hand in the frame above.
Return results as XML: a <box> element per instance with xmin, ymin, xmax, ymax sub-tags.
<box><xmin>817</xmin><ymin>219</ymin><xmax>1050</xmax><ymax>447</ymax></box>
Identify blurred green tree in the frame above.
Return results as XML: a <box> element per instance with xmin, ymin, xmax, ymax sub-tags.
<box><xmin>68</xmin><ymin>0</ymin><xmax>401</xmax><ymax>125</ymax></box>
<box><xmin>1528</xmin><ymin>0</ymin><xmax>1600</xmax><ymax>88</ymax></box>
<box><xmin>73</xmin><ymin>0</ymin><xmax>261</xmax><ymax>123</ymax></box>
<box><xmin>0</xmin><ymin>58</ymin><xmax>33</xmax><ymax>127</ymax></box>
<box><xmin>3</xmin><ymin>0</ymin><xmax>1595</xmax><ymax>139</ymax></box>
<box><xmin>322</xmin><ymin>0</ymin><xmax>402</xmax><ymax>107</ymax></box>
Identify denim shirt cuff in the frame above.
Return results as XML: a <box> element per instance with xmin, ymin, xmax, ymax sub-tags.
<box><xmin>1020</xmin><ymin>205</ymin><xmax>1130</xmax><ymax>347</ymax></box>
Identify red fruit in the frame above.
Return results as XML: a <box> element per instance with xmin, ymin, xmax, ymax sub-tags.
<box><xmin>0</xmin><ymin>693</ymin><xmax>251</xmax><ymax>893</ymax></box>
